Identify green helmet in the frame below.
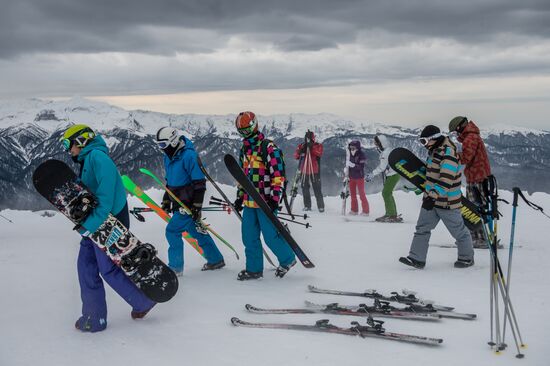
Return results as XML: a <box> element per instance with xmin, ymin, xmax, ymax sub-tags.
<box><xmin>449</xmin><ymin>116</ymin><xmax>468</xmax><ymax>132</ymax></box>
<box><xmin>60</xmin><ymin>124</ymin><xmax>96</xmax><ymax>151</ymax></box>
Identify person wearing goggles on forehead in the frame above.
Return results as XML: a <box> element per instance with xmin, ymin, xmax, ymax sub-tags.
<box><xmin>344</xmin><ymin>140</ymin><xmax>369</xmax><ymax>216</ymax></box>
<box><xmin>294</xmin><ymin>130</ymin><xmax>325</xmax><ymax>212</ymax></box>
<box><xmin>370</xmin><ymin>135</ymin><xmax>401</xmax><ymax>222</ymax></box>
<box><xmin>154</xmin><ymin>127</ymin><xmax>225</xmax><ymax>276</ymax></box>
<box><xmin>233</xmin><ymin>111</ymin><xmax>296</xmax><ymax>280</ymax></box>
<box><xmin>449</xmin><ymin>116</ymin><xmax>493</xmax><ymax>248</ymax></box>
<box><xmin>399</xmin><ymin>125</ymin><xmax>474</xmax><ymax>269</ymax></box>
<box><xmin>59</xmin><ymin>124</ymin><xmax>155</xmax><ymax>332</ymax></box>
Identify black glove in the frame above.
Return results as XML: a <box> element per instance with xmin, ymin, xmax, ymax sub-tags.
<box><xmin>268</xmin><ymin>198</ymin><xmax>280</xmax><ymax>213</ymax></box>
<box><xmin>233</xmin><ymin>197</ymin><xmax>244</xmax><ymax>213</ymax></box>
<box><xmin>299</xmin><ymin>145</ymin><xmax>307</xmax><ymax>154</ymax></box>
<box><xmin>191</xmin><ymin>204</ymin><xmax>202</xmax><ymax>221</ymax></box>
<box><xmin>422</xmin><ymin>196</ymin><xmax>435</xmax><ymax>211</ymax></box>
<box><xmin>161</xmin><ymin>199</ymin><xmax>171</xmax><ymax>212</ymax></box>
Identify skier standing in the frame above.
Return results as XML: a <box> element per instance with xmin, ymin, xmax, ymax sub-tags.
<box><xmin>345</xmin><ymin>140</ymin><xmax>370</xmax><ymax>215</ymax></box>
<box><xmin>155</xmin><ymin>127</ymin><xmax>225</xmax><ymax>275</ymax></box>
<box><xmin>369</xmin><ymin>135</ymin><xmax>401</xmax><ymax>222</ymax></box>
<box><xmin>399</xmin><ymin>125</ymin><xmax>474</xmax><ymax>269</ymax></box>
<box><xmin>293</xmin><ymin>130</ymin><xmax>325</xmax><ymax>212</ymax></box>
<box><xmin>449</xmin><ymin>116</ymin><xmax>493</xmax><ymax>248</ymax></box>
<box><xmin>61</xmin><ymin>124</ymin><xmax>155</xmax><ymax>333</ymax></box>
<box><xmin>233</xmin><ymin>111</ymin><xmax>297</xmax><ymax>280</ymax></box>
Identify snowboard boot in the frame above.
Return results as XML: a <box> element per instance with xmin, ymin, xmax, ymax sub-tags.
<box><xmin>275</xmin><ymin>259</ymin><xmax>297</xmax><ymax>278</ymax></box>
<box><xmin>454</xmin><ymin>258</ymin><xmax>475</xmax><ymax>268</ymax></box>
<box><xmin>237</xmin><ymin>270</ymin><xmax>263</xmax><ymax>281</ymax></box>
<box><xmin>387</xmin><ymin>215</ymin><xmax>403</xmax><ymax>223</ymax></box>
<box><xmin>399</xmin><ymin>256</ymin><xmax>426</xmax><ymax>269</ymax></box>
<box><xmin>375</xmin><ymin>215</ymin><xmax>389</xmax><ymax>222</ymax></box>
<box><xmin>201</xmin><ymin>260</ymin><xmax>226</xmax><ymax>271</ymax></box>
<box><xmin>131</xmin><ymin>303</ymin><xmax>156</xmax><ymax>320</ymax></box>
<box><xmin>75</xmin><ymin>315</ymin><xmax>107</xmax><ymax>333</ymax></box>
<box><xmin>472</xmin><ymin>238</ymin><xmax>488</xmax><ymax>249</ymax></box>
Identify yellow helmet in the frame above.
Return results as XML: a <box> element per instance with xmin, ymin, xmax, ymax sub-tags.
<box><xmin>60</xmin><ymin>124</ymin><xmax>96</xmax><ymax>151</ymax></box>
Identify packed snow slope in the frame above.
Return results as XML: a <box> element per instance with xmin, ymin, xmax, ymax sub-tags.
<box><xmin>1</xmin><ymin>187</ymin><xmax>549</xmax><ymax>366</ymax></box>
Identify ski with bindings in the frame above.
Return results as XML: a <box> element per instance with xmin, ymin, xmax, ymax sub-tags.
<box><xmin>308</xmin><ymin>285</ymin><xmax>454</xmax><ymax>311</ymax></box>
<box><xmin>196</xmin><ymin>157</ymin><xmax>275</xmax><ymax>267</ymax></box>
<box><xmin>341</xmin><ymin>145</ymin><xmax>350</xmax><ymax>216</ymax></box>
<box><xmin>224</xmin><ymin>154</ymin><xmax>314</xmax><ymax>268</ymax></box>
<box><xmin>231</xmin><ymin>317</ymin><xmax>443</xmax><ymax>346</ymax></box>
<box><xmin>304</xmin><ymin>301</ymin><xmax>476</xmax><ymax>320</ymax></box>
<box><xmin>245</xmin><ymin>303</ymin><xmax>441</xmax><ymax>321</ymax></box>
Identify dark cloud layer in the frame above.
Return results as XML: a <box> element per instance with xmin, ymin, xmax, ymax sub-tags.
<box><xmin>1</xmin><ymin>0</ymin><xmax>550</xmax><ymax>58</ymax></box>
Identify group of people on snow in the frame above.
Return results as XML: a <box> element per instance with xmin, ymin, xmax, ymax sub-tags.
<box><xmin>59</xmin><ymin>111</ymin><xmax>493</xmax><ymax>333</ymax></box>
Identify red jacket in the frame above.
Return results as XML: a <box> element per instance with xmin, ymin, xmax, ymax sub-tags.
<box><xmin>294</xmin><ymin>133</ymin><xmax>323</xmax><ymax>174</ymax></box>
<box><xmin>457</xmin><ymin>121</ymin><xmax>492</xmax><ymax>183</ymax></box>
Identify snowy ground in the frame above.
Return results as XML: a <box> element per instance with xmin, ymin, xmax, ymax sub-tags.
<box><xmin>1</xmin><ymin>187</ymin><xmax>549</xmax><ymax>366</ymax></box>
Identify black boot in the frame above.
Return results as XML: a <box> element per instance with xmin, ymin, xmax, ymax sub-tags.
<box><xmin>454</xmin><ymin>258</ymin><xmax>474</xmax><ymax>268</ymax></box>
<box><xmin>237</xmin><ymin>270</ymin><xmax>263</xmax><ymax>281</ymax></box>
<box><xmin>275</xmin><ymin>259</ymin><xmax>296</xmax><ymax>278</ymax></box>
<box><xmin>201</xmin><ymin>260</ymin><xmax>225</xmax><ymax>271</ymax></box>
<box><xmin>399</xmin><ymin>256</ymin><xmax>425</xmax><ymax>269</ymax></box>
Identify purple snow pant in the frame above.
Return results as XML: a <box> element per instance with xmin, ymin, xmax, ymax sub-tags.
<box><xmin>77</xmin><ymin>205</ymin><xmax>154</xmax><ymax>331</ymax></box>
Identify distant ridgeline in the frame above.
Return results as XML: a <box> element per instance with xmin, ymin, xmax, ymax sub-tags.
<box><xmin>1</xmin><ymin>99</ymin><xmax>549</xmax><ymax>210</ymax></box>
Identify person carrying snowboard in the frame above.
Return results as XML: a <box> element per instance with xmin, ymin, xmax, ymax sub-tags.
<box><xmin>399</xmin><ymin>125</ymin><xmax>474</xmax><ymax>269</ymax></box>
<box><xmin>449</xmin><ymin>116</ymin><xmax>493</xmax><ymax>248</ymax></box>
<box><xmin>233</xmin><ymin>111</ymin><xmax>296</xmax><ymax>280</ymax></box>
<box><xmin>345</xmin><ymin>140</ymin><xmax>370</xmax><ymax>215</ymax></box>
<box><xmin>61</xmin><ymin>124</ymin><xmax>155</xmax><ymax>333</ymax></box>
<box><xmin>155</xmin><ymin>127</ymin><xmax>225</xmax><ymax>276</ymax></box>
<box><xmin>293</xmin><ymin>130</ymin><xmax>325</xmax><ymax>212</ymax></box>
<box><xmin>369</xmin><ymin>135</ymin><xmax>401</xmax><ymax>222</ymax></box>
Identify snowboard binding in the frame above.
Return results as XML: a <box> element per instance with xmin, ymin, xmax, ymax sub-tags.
<box><xmin>69</xmin><ymin>191</ymin><xmax>97</xmax><ymax>222</ymax></box>
<box><xmin>120</xmin><ymin>243</ymin><xmax>157</xmax><ymax>271</ymax></box>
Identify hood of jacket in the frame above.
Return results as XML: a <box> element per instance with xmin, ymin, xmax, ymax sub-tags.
<box><xmin>77</xmin><ymin>135</ymin><xmax>109</xmax><ymax>162</ymax></box>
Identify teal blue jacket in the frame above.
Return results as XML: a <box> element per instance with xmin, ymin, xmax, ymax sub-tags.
<box><xmin>78</xmin><ymin>135</ymin><xmax>127</xmax><ymax>233</ymax></box>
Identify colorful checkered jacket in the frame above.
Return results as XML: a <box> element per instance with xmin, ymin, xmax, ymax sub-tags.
<box><xmin>238</xmin><ymin>133</ymin><xmax>286</xmax><ymax>208</ymax></box>
<box><xmin>425</xmin><ymin>137</ymin><xmax>463</xmax><ymax>210</ymax></box>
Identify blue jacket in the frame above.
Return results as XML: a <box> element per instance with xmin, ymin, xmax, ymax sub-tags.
<box><xmin>78</xmin><ymin>135</ymin><xmax>127</xmax><ymax>233</ymax></box>
<box><xmin>164</xmin><ymin>136</ymin><xmax>206</xmax><ymax>206</ymax></box>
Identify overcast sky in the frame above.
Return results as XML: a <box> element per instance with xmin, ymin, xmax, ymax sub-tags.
<box><xmin>1</xmin><ymin>0</ymin><xmax>550</xmax><ymax>128</ymax></box>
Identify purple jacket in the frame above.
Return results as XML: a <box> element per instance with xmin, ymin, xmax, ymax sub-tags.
<box><xmin>347</xmin><ymin>141</ymin><xmax>366</xmax><ymax>179</ymax></box>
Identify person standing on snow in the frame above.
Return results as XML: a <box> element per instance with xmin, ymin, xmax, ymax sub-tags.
<box><xmin>61</xmin><ymin>124</ymin><xmax>155</xmax><ymax>333</ymax></box>
<box><xmin>233</xmin><ymin>111</ymin><xmax>296</xmax><ymax>280</ymax></box>
<box><xmin>399</xmin><ymin>125</ymin><xmax>474</xmax><ymax>269</ymax></box>
<box><xmin>368</xmin><ymin>135</ymin><xmax>401</xmax><ymax>222</ymax></box>
<box><xmin>294</xmin><ymin>130</ymin><xmax>325</xmax><ymax>212</ymax></box>
<box><xmin>155</xmin><ymin>127</ymin><xmax>225</xmax><ymax>275</ymax></box>
<box><xmin>345</xmin><ymin>140</ymin><xmax>370</xmax><ymax>215</ymax></box>
<box><xmin>449</xmin><ymin>116</ymin><xmax>493</xmax><ymax>248</ymax></box>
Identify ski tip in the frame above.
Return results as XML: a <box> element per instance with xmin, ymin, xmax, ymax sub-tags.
<box><xmin>244</xmin><ymin>304</ymin><xmax>254</xmax><ymax>311</ymax></box>
<box><xmin>307</xmin><ymin>284</ymin><xmax>316</xmax><ymax>291</ymax></box>
<box><xmin>230</xmin><ymin>317</ymin><xmax>242</xmax><ymax>325</ymax></box>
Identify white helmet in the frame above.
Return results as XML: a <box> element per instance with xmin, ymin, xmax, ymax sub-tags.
<box><xmin>155</xmin><ymin>127</ymin><xmax>181</xmax><ymax>150</ymax></box>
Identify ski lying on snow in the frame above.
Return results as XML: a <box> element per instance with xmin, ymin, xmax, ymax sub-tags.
<box><xmin>308</xmin><ymin>285</ymin><xmax>454</xmax><ymax>311</ymax></box>
<box><xmin>245</xmin><ymin>303</ymin><xmax>441</xmax><ymax>321</ymax></box>
<box><xmin>231</xmin><ymin>317</ymin><xmax>443</xmax><ymax>346</ymax></box>
<box><xmin>304</xmin><ymin>301</ymin><xmax>476</xmax><ymax>320</ymax></box>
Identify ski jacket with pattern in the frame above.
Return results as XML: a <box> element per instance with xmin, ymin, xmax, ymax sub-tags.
<box><xmin>457</xmin><ymin>121</ymin><xmax>492</xmax><ymax>183</ymax></box>
<box><xmin>424</xmin><ymin>137</ymin><xmax>463</xmax><ymax>210</ymax></box>
<box><xmin>77</xmin><ymin>135</ymin><xmax>127</xmax><ymax>234</ymax></box>
<box><xmin>163</xmin><ymin>136</ymin><xmax>206</xmax><ymax>207</ymax></box>
<box><xmin>294</xmin><ymin>132</ymin><xmax>323</xmax><ymax>175</ymax></box>
<box><xmin>238</xmin><ymin>132</ymin><xmax>285</xmax><ymax>208</ymax></box>
<box><xmin>347</xmin><ymin>141</ymin><xmax>367</xmax><ymax>179</ymax></box>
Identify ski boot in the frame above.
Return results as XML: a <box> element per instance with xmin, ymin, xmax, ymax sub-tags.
<box><xmin>201</xmin><ymin>260</ymin><xmax>226</xmax><ymax>271</ymax></box>
<box><xmin>454</xmin><ymin>258</ymin><xmax>474</xmax><ymax>268</ymax></box>
<box><xmin>303</xmin><ymin>207</ymin><xmax>311</xmax><ymax>212</ymax></box>
<box><xmin>237</xmin><ymin>270</ymin><xmax>263</xmax><ymax>281</ymax></box>
<box><xmin>399</xmin><ymin>256</ymin><xmax>426</xmax><ymax>269</ymax></box>
<box><xmin>375</xmin><ymin>215</ymin><xmax>388</xmax><ymax>222</ymax></box>
<box><xmin>386</xmin><ymin>215</ymin><xmax>403</xmax><ymax>223</ymax></box>
<box><xmin>361</xmin><ymin>212</ymin><xmax>370</xmax><ymax>217</ymax></box>
<box><xmin>275</xmin><ymin>259</ymin><xmax>296</xmax><ymax>278</ymax></box>
<box><xmin>348</xmin><ymin>211</ymin><xmax>358</xmax><ymax>216</ymax></box>
<box><xmin>319</xmin><ymin>207</ymin><xmax>325</xmax><ymax>213</ymax></box>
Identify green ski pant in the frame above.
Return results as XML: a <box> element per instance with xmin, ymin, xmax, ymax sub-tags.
<box><xmin>382</xmin><ymin>174</ymin><xmax>400</xmax><ymax>216</ymax></box>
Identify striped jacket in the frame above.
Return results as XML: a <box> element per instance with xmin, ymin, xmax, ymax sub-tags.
<box><xmin>238</xmin><ymin>133</ymin><xmax>286</xmax><ymax>208</ymax></box>
<box><xmin>425</xmin><ymin>137</ymin><xmax>463</xmax><ymax>209</ymax></box>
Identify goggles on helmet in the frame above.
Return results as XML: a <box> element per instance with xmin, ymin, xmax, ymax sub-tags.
<box><xmin>61</xmin><ymin>127</ymin><xmax>95</xmax><ymax>151</ymax></box>
<box><xmin>419</xmin><ymin>133</ymin><xmax>442</xmax><ymax>146</ymax></box>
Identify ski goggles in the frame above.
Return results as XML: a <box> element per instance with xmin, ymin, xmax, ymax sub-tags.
<box><xmin>156</xmin><ymin>140</ymin><xmax>170</xmax><ymax>150</ymax></box>
<box><xmin>419</xmin><ymin>133</ymin><xmax>442</xmax><ymax>146</ymax></box>
<box><xmin>237</xmin><ymin>125</ymin><xmax>257</xmax><ymax>138</ymax></box>
<box><xmin>61</xmin><ymin>128</ymin><xmax>95</xmax><ymax>151</ymax></box>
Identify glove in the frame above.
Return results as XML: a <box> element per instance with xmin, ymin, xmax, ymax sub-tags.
<box><xmin>73</xmin><ymin>224</ymin><xmax>91</xmax><ymax>237</ymax></box>
<box><xmin>233</xmin><ymin>197</ymin><xmax>244</xmax><ymax>213</ymax></box>
<box><xmin>365</xmin><ymin>173</ymin><xmax>373</xmax><ymax>182</ymax></box>
<box><xmin>267</xmin><ymin>198</ymin><xmax>280</xmax><ymax>213</ymax></box>
<box><xmin>161</xmin><ymin>198</ymin><xmax>171</xmax><ymax>212</ymax></box>
<box><xmin>191</xmin><ymin>204</ymin><xmax>202</xmax><ymax>221</ymax></box>
<box><xmin>422</xmin><ymin>196</ymin><xmax>435</xmax><ymax>211</ymax></box>
<box><xmin>346</xmin><ymin>161</ymin><xmax>356</xmax><ymax>168</ymax></box>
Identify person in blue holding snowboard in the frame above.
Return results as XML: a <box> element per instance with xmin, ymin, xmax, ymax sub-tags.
<box><xmin>155</xmin><ymin>127</ymin><xmax>225</xmax><ymax>275</ymax></box>
<box><xmin>61</xmin><ymin>124</ymin><xmax>155</xmax><ymax>333</ymax></box>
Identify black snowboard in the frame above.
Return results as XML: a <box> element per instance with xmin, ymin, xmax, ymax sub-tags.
<box><xmin>32</xmin><ymin>160</ymin><xmax>178</xmax><ymax>303</ymax></box>
<box><xmin>388</xmin><ymin>147</ymin><xmax>483</xmax><ymax>231</ymax></box>
<box><xmin>224</xmin><ymin>154</ymin><xmax>315</xmax><ymax>268</ymax></box>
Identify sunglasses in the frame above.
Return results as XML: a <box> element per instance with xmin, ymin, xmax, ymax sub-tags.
<box><xmin>419</xmin><ymin>133</ymin><xmax>442</xmax><ymax>146</ymax></box>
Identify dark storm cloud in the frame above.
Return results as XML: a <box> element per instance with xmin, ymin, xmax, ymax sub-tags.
<box><xmin>1</xmin><ymin>0</ymin><xmax>550</xmax><ymax>58</ymax></box>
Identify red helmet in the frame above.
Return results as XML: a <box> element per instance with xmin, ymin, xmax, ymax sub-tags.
<box><xmin>235</xmin><ymin>111</ymin><xmax>258</xmax><ymax>138</ymax></box>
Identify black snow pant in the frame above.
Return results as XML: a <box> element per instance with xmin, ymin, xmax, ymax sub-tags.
<box><xmin>302</xmin><ymin>173</ymin><xmax>325</xmax><ymax>210</ymax></box>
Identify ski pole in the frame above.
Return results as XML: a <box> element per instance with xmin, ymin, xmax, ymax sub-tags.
<box><xmin>0</xmin><ymin>213</ymin><xmax>13</xmax><ymax>223</ymax></box>
<box><xmin>277</xmin><ymin>216</ymin><xmax>311</xmax><ymax>228</ymax></box>
<box><xmin>278</xmin><ymin>212</ymin><xmax>309</xmax><ymax>220</ymax></box>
